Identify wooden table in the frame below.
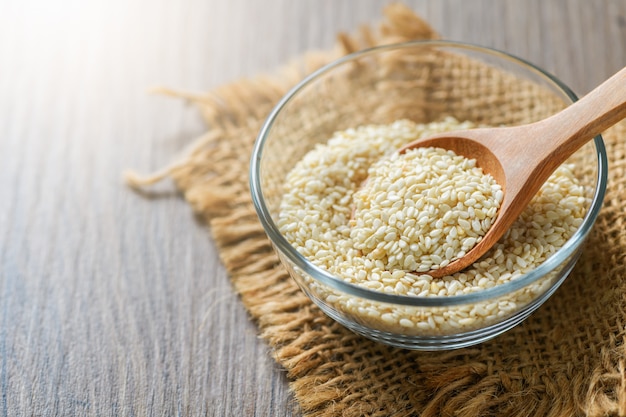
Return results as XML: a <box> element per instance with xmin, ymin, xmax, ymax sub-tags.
<box><xmin>1</xmin><ymin>1</ymin><xmax>624</xmax><ymax>415</ymax></box>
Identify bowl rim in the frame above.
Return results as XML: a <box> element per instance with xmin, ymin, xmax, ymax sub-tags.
<box><xmin>249</xmin><ymin>40</ymin><xmax>608</xmax><ymax>307</ymax></box>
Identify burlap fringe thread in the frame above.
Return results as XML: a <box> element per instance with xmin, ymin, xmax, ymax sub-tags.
<box><xmin>126</xmin><ymin>4</ymin><xmax>626</xmax><ymax>417</ymax></box>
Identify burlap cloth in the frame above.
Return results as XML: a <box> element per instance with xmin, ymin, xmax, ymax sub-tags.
<box><xmin>127</xmin><ymin>5</ymin><xmax>626</xmax><ymax>416</ymax></box>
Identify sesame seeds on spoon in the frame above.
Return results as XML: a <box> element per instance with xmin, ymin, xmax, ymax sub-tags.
<box><xmin>397</xmin><ymin>65</ymin><xmax>626</xmax><ymax>277</ymax></box>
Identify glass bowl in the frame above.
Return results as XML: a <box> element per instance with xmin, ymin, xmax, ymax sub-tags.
<box><xmin>249</xmin><ymin>40</ymin><xmax>607</xmax><ymax>350</ymax></box>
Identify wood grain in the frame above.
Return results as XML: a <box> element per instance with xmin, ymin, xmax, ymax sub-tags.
<box><xmin>0</xmin><ymin>0</ymin><xmax>624</xmax><ymax>415</ymax></box>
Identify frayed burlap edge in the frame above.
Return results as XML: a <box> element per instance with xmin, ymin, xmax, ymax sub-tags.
<box><xmin>126</xmin><ymin>4</ymin><xmax>626</xmax><ymax>416</ymax></box>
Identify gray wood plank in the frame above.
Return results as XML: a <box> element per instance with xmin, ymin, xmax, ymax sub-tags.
<box><xmin>0</xmin><ymin>0</ymin><xmax>624</xmax><ymax>415</ymax></box>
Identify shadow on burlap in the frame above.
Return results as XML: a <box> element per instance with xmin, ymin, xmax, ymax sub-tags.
<box><xmin>126</xmin><ymin>4</ymin><xmax>626</xmax><ymax>416</ymax></box>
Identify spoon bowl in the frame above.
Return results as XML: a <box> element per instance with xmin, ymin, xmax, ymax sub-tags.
<box><xmin>399</xmin><ymin>66</ymin><xmax>626</xmax><ymax>277</ymax></box>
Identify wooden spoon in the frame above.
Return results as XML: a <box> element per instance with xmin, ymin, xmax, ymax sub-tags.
<box><xmin>399</xmin><ymin>66</ymin><xmax>626</xmax><ymax>278</ymax></box>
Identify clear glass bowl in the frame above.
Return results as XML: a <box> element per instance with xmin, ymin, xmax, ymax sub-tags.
<box><xmin>249</xmin><ymin>41</ymin><xmax>607</xmax><ymax>350</ymax></box>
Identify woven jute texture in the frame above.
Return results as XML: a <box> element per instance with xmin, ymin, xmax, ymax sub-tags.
<box><xmin>127</xmin><ymin>5</ymin><xmax>626</xmax><ymax>416</ymax></box>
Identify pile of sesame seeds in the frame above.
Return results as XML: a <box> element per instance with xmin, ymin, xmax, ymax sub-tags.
<box><xmin>351</xmin><ymin>147</ymin><xmax>503</xmax><ymax>272</ymax></box>
<box><xmin>277</xmin><ymin>118</ymin><xmax>588</xmax><ymax>334</ymax></box>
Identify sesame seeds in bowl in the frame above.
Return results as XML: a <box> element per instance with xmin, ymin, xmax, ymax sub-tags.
<box><xmin>276</xmin><ymin>118</ymin><xmax>589</xmax><ymax>338</ymax></box>
<box><xmin>250</xmin><ymin>41</ymin><xmax>607</xmax><ymax>350</ymax></box>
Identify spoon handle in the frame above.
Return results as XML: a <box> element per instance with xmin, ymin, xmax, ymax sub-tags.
<box><xmin>539</xmin><ymin>66</ymin><xmax>626</xmax><ymax>161</ymax></box>
<box><xmin>490</xmin><ymin>66</ymin><xmax>626</xmax><ymax>273</ymax></box>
